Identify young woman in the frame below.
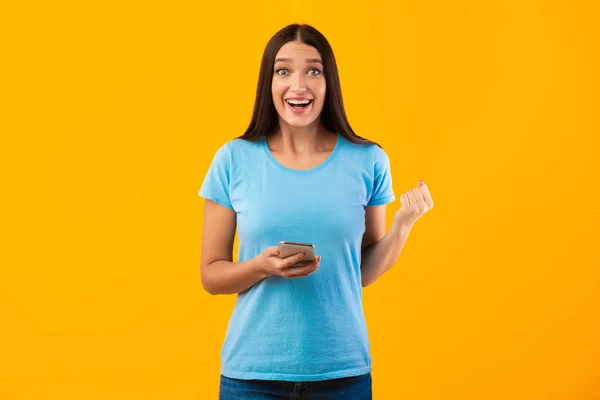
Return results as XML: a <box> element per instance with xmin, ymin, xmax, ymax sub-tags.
<box><xmin>199</xmin><ymin>23</ymin><xmax>434</xmax><ymax>399</ymax></box>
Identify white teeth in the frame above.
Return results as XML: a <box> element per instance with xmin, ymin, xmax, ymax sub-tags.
<box><xmin>286</xmin><ymin>99</ymin><xmax>311</xmax><ymax>105</ymax></box>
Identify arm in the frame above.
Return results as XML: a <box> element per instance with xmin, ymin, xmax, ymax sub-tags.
<box><xmin>200</xmin><ymin>199</ymin><xmax>269</xmax><ymax>295</ymax></box>
<box><xmin>360</xmin><ymin>180</ymin><xmax>434</xmax><ymax>287</ymax></box>
<box><xmin>360</xmin><ymin>205</ymin><xmax>413</xmax><ymax>287</ymax></box>
<box><xmin>200</xmin><ymin>199</ymin><xmax>317</xmax><ymax>295</ymax></box>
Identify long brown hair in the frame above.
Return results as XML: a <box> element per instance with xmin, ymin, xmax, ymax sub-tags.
<box><xmin>236</xmin><ymin>24</ymin><xmax>380</xmax><ymax>147</ymax></box>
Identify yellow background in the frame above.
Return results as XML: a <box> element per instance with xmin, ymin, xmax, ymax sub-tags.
<box><xmin>1</xmin><ymin>0</ymin><xmax>599</xmax><ymax>399</ymax></box>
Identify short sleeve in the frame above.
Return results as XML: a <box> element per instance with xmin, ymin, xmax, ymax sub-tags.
<box><xmin>198</xmin><ymin>143</ymin><xmax>234</xmax><ymax>210</ymax></box>
<box><xmin>367</xmin><ymin>146</ymin><xmax>395</xmax><ymax>206</ymax></box>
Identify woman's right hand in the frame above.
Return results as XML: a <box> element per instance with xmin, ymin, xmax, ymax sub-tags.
<box><xmin>257</xmin><ymin>246</ymin><xmax>321</xmax><ymax>278</ymax></box>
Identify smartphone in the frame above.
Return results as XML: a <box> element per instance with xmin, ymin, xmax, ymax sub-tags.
<box><xmin>278</xmin><ymin>241</ymin><xmax>315</xmax><ymax>261</ymax></box>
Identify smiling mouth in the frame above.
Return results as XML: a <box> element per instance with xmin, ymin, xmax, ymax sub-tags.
<box><xmin>285</xmin><ymin>99</ymin><xmax>313</xmax><ymax>109</ymax></box>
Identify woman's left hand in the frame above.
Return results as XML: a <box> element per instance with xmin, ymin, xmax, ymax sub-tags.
<box><xmin>393</xmin><ymin>179</ymin><xmax>434</xmax><ymax>228</ymax></box>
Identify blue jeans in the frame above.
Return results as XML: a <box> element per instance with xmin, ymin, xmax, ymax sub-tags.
<box><xmin>219</xmin><ymin>373</ymin><xmax>372</xmax><ymax>399</ymax></box>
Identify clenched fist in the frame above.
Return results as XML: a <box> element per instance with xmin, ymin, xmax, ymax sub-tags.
<box><xmin>394</xmin><ymin>179</ymin><xmax>434</xmax><ymax>227</ymax></box>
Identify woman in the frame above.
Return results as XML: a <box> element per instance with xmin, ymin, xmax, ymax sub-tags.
<box><xmin>199</xmin><ymin>23</ymin><xmax>434</xmax><ymax>399</ymax></box>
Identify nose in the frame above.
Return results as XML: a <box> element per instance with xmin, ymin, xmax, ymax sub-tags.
<box><xmin>290</xmin><ymin>72</ymin><xmax>307</xmax><ymax>93</ymax></box>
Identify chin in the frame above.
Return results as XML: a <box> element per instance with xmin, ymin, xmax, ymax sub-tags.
<box><xmin>286</xmin><ymin>120</ymin><xmax>310</xmax><ymax>128</ymax></box>
<box><xmin>283</xmin><ymin>116</ymin><xmax>320</xmax><ymax>128</ymax></box>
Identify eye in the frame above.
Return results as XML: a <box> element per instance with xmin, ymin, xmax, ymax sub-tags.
<box><xmin>308</xmin><ymin>68</ymin><xmax>322</xmax><ymax>76</ymax></box>
<box><xmin>275</xmin><ymin>68</ymin><xmax>288</xmax><ymax>75</ymax></box>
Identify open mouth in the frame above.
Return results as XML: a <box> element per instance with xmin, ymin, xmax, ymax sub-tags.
<box><xmin>285</xmin><ymin>99</ymin><xmax>313</xmax><ymax>109</ymax></box>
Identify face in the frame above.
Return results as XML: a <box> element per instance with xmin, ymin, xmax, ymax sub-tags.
<box><xmin>271</xmin><ymin>41</ymin><xmax>326</xmax><ymax>128</ymax></box>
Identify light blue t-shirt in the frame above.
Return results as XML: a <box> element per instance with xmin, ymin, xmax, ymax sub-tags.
<box><xmin>198</xmin><ymin>134</ymin><xmax>395</xmax><ymax>381</ymax></box>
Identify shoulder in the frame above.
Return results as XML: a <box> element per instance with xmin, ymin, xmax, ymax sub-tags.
<box><xmin>212</xmin><ymin>138</ymin><xmax>263</xmax><ymax>163</ymax></box>
<box><xmin>339</xmin><ymin>136</ymin><xmax>390</xmax><ymax>166</ymax></box>
<box><xmin>215</xmin><ymin>137</ymin><xmax>259</xmax><ymax>153</ymax></box>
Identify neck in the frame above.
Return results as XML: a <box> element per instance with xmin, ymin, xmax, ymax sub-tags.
<box><xmin>271</xmin><ymin>120</ymin><xmax>330</xmax><ymax>153</ymax></box>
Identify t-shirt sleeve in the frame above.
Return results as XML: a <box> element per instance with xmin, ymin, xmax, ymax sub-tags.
<box><xmin>367</xmin><ymin>146</ymin><xmax>395</xmax><ymax>206</ymax></box>
<box><xmin>198</xmin><ymin>143</ymin><xmax>234</xmax><ymax>210</ymax></box>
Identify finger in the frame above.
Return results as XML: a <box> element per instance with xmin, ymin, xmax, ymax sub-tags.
<box><xmin>281</xmin><ymin>252</ymin><xmax>306</xmax><ymax>269</ymax></box>
<box><xmin>266</xmin><ymin>246</ymin><xmax>280</xmax><ymax>257</ymax></box>
<box><xmin>417</xmin><ymin>185</ymin><xmax>434</xmax><ymax>207</ymax></box>
<box><xmin>286</xmin><ymin>255</ymin><xmax>320</xmax><ymax>270</ymax></box>
<box><xmin>294</xmin><ymin>255</ymin><xmax>320</xmax><ymax>268</ymax></box>
<box><xmin>411</xmin><ymin>188</ymin><xmax>425</xmax><ymax>204</ymax></box>
<box><xmin>400</xmin><ymin>193</ymin><xmax>410</xmax><ymax>207</ymax></box>
<box><xmin>302</xmin><ymin>256</ymin><xmax>321</xmax><ymax>269</ymax></box>
<box><xmin>304</xmin><ymin>262</ymin><xmax>320</xmax><ymax>276</ymax></box>
<box><xmin>292</xmin><ymin>260</ymin><xmax>312</xmax><ymax>267</ymax></box>
<box><xmin>283</xmin><ymin>258</ymin><xmax>320</xmax><ymax>278</ymax></box>
<box><xmin>406</xmin><ymin>190</ymin><xmax>418</xmax><ymax>206</ymax></box>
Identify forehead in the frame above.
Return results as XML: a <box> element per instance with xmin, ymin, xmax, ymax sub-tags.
<box><xmin>274</xmin><ymin>42</ymin><xmax>322</xmax><ymax>61</ymax></box>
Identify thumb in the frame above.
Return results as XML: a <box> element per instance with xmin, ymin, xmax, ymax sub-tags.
<box><xmin>418</xmin><ymin>179</ymin><xmax>426</xmax><ymax>187</ymax></box>
<box><xmin>267</xmin><ymin>246</ymin><xmax>280</xmax><ymax>257</ymax></box>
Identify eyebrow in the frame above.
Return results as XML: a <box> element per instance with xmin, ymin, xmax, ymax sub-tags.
<box><xmin>274</xmin><ymin>58</ymin><xmax>323</xmax><ymax>65</ymax></box>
